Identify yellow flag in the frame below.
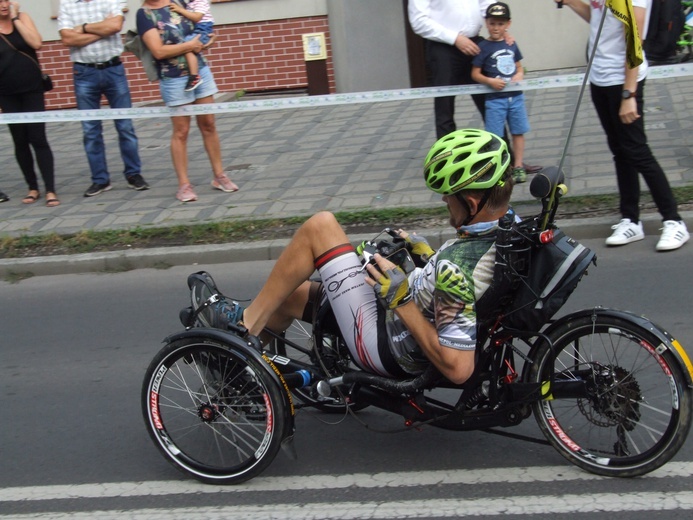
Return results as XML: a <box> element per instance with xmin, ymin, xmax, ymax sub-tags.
<box><xmin>606</xmin><ymin>0</ymin><xmax>644</xmax><ymax>68</ymax></box>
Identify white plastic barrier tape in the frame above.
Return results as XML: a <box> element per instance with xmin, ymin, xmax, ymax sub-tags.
<box><xmin>1</xmin><ymin>63</ymin><xmax>692</xmax><ymax>124</ymax></box>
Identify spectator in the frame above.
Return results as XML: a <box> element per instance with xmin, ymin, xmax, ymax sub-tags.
<box><xmin>58</xmin><ymin>0</ymin><xmax>149</xmax><ymax>197</ymax></box>
<box><xmin>557</xmin><ymin>0</ymin><xmax>689</xmax><ymax>251</ymax></box>
<box><xmin>471</xmin><ymin>2</ymin><xmax>530</xmax><ymax>184</ymax></box>
<box><xmin>0</xmin><ymin>2</ymin><xmax>58</xmax><ymax>207</ymax></box>
<box><xmin>137</xmin><ymin>0</ymin><xmax>238</xmax><ymax>203</ymax></box>
<box><xmin>169</xmin><ymin>0</ymin><xmax>215</xmax><ymax>92</ymax></box>
<box><xmin>408</xmin><ymin>0</ymin><xmax>542</xmax><ymax>173</ymax></box>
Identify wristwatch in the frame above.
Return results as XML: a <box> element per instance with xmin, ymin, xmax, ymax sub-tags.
<box><xmin>621</xmin><ymin>90</ymin><xmax>636</xmax><ymax>100</ymax></box>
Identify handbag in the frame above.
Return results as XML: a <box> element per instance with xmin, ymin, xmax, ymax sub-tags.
<box><xmin>0</xmin><ymin>32</ymin><xmax>53</xmax><ymax>92</ymax></box>
<box><xmin>124</xmin><ymin>30</ymin><xmax>159</xmax><ymax>82</ymax></box>
<box><xmin>41</xmin><ymin>73</ymin><xmax>53</xmax><ymax>92</ymax></box>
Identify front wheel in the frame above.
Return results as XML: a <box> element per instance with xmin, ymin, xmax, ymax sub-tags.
<box><xmin>529</xmin><ymin>312</ymin><xmax>692</xmax><ymax>477</ymax></box>
<box><xmin>142</xmin><ymin>337</ymin><xmax>287</xmax><ymax>484</ymax></box>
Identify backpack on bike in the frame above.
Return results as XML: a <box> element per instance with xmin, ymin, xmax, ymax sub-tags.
<box><xmin>500</xmin><ymin>228</ymin><xmax>596</xmax><ymax>331</ymax></box>
<box><xmin>477</xmin><ymin>211</ymin><xmax>596</xmax><ymax>334</ymax></box>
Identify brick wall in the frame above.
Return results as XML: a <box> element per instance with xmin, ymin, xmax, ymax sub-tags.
<box><xmin>41</xmin><ymin>16</ymin><xmax>334</xmax><ymax>110</ymax></box>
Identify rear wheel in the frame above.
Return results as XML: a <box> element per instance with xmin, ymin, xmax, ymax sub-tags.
<box><xmin>530</xmin><ymin>313</ymin><xmax>692</xmax><ymax>477</ymax></box>
<box><xmin>142</xmin><ymin>337</ymin><xmax>286</xmax><ymax>484</ymax></box>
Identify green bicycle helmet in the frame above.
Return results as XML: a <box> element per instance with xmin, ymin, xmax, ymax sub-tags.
<box><xmin>423</xmin><ymin>129</ymin><xmax>510</xmax><ymax>195</ymax></box>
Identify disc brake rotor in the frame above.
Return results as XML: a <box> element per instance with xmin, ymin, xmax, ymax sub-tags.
<box><xmin>577</xmin><ymin>365</ymin><xmax>642</xmax><ymax>430</ymax></box>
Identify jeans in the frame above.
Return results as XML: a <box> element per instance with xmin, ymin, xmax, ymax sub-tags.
<box><xmin>590</xmin><ymin>80</ymin><xmax>680</xmax><ymax>222</ymax></box>
<box><xmin>74</xmin><ymin>63</ymin><xmax>141</xmax><ymax>185</ymax></box>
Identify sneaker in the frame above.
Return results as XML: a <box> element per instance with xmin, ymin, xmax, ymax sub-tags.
<box><xmin>84</xmin><ymin>182</ymin><xmax>112</xmax><ymax>197</ymax></box>
<box><xmin>211</xmin><ymin>173</ymin><xmax>239</xmax><ymax>193</ymax></box>
<box><xmin>605</xmin><ymin>218</ymin><xmax>645</xmax><ymax>246</ymax></box>
<box><xmin>127</xmin><ymin>174</ymin><xmax>150</xmax><ymax>191</ymax></box>
<box><xmin>0</xmin><ymin>191</ymin><xmax>8</xmax><ymax>203</ymax></box>
<box><xmin>512</xmin><ymin>167</ymin><xmax>527</xmax><ymax>184</ymax></box>
<box><xmin>523</xmin><ymin>163</ymin><xmax>543</xmax><ymax>174</ymax></box>
<box><xmin>184</xmin><ymin>74</ymin><xmax>203</xmax><ymax>92</ymax></box>
<box><xmin>188</xmin><ymin>271</ymin><xmax>245</xmax><ymax>329</ymax></box>
<box><xmin>176</xmin><ymin>183</ymin><xmax>198</xmax><ymax>202</ymax></box>
<box><xmin>656</xmin><ymin>220</ymin><xmax>690</xmax><ymax>251</ymax></box>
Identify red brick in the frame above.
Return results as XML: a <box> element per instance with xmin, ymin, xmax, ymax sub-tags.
<box><xmin>41</xmin><ymin>16</ymin><xmax>334</xmax><ymax>109</ymax></box>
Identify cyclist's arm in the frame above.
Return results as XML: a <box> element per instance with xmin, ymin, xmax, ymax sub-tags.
<box><xmin>394</xmin><ymin>301</ymin><xmax>475</xmax><ymax>384</ymax></box>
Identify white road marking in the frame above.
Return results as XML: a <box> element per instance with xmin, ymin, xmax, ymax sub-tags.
<box><xmin>1</xmin><ymin>462</ymin><xmax>692</xmax><ymax>503</ymax></box>
<box><xmin>2</xmin><ymin>491</ymin><xmax>693</xmax><ymax>519</ymax></box>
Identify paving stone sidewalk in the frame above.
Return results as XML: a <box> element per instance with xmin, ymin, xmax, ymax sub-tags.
<box><xmin>0</xmin><ymin>68</ymin><xmax>692</xmax><ymax>239</ymax></box>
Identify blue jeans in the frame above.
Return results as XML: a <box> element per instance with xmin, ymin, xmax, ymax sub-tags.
<box><xmin>74</xmin><ymin>63</ymin><xmax>141</xmax><ymax>184</ymax></box>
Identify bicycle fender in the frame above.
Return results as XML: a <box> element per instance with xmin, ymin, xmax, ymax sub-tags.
<box><xmin>540</xmin><ymin>307</ymin><xmax>693</xmax><ymax>387</ymax></box>
<box><xmin>164</xmin><ymin>328</ymin><xmax>298</xmax><ymax>432</ymax></box>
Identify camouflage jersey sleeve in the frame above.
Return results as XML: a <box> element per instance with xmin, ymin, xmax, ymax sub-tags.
<box><xmin>384</xmin><ymin>235</ymin><xmax>497</xmax><ymax>375</ymax></box>
<box><xmin>427</xmin><ymin>236</ymin><xmax>496</xmax><ymax>350</ymax></box>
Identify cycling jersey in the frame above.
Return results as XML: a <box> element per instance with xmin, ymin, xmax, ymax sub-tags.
<box><xmin>315</xmin><ymin>219</ymin><xmax>500</xmax><ymax>379</ymax></box>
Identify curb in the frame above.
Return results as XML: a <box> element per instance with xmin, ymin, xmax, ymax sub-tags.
<box><xmin>1</xmin><ymin>212</ymin><xmax>690</xmax><ymax>279</ymax></box>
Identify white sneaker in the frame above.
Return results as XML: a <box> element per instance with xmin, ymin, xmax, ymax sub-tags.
<box><xmin>656</xmin><ymin>220</ymin><xmax>690</xmax><ymax>251</ymax></box>
<box><xmin>605</xmin><ymin>219</ymin><xmax>645</xmax><ymax>246</ymax></box>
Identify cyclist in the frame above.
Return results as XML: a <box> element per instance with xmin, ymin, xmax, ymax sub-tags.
<box><xmin>207</xmin><ymin>129</ymin><xmax>514</xmax><ymax>385</ymax></box>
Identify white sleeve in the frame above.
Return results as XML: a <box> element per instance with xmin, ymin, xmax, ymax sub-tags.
<box><xmin>408</xmin><ymin>0</ymin><xmax>459</xmax><ymax>46</ymax></box>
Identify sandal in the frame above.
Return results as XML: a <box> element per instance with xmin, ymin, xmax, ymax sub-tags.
<box><xmin>22</xmin><ymin>191</ymin><xmax>40</xmax><ymax>204</ymax></box>
<box><xmin>45</xmin><ymin>193</ymin><xmax>61</xmax><ymax>208</ymax></box>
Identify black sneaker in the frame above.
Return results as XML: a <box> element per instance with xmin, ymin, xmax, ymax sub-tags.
<box><xmin>127</xmin><ymin>174</ymin><xmax>150</xmax><ymax>191</ymax></box>
<box><xmin>184</xmin><ymin>74</ymin><xmax>203</xmax><ymax>92</ymax></box>
<box><xmin>0</xmin><ymin>191</ymin><xmax>8</xmax><ymax>203</ymax></box>
<box><xmin>84</xmin><ymin>182</ymin><xmax>112</xmax><ymax>197</ymax></box>
<box><xmin>188</xmin><ymin>271</ymin><xmax>245</xmax><ymax>329</ymax></box>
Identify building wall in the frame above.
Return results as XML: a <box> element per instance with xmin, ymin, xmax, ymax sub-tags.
<box><xmin>41</xmin><ymin>15</ymin><xmax>334</xmax><ymax>109</ymax></box>
<box><xmin>30</xmin><ymin>0</ymin><xmax>588</xmax><ymax>109</ymax></box>
<box><xmin>327</xmin><ymin>0</ymin><xmax>410</xmax><ymax>93</ymax></box>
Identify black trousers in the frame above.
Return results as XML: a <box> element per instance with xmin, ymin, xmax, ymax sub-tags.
<box><xmin>0</xmin><ymin>90</ymin><xmax>55</xmax><ymax>193</ymax></box>
<box><xmin>425</xmin><ymin>39</ymin><xmax>486</xmax><ymax>139</ymax></box>
<box><xmin>590</xmin><ymin>80</ymin><xmax>680</xmax><ymax>222</ymax></box>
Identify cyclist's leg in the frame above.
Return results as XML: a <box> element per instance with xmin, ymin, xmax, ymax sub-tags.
<box><xmin>243</xmin><ymin>211</ymin><xmax>395</xmax><ymax>375</ymax></box>
<box><xmin>243</xmin><ymin>211</ymin><xmax>354</xmax><ymax>336</ymax></box>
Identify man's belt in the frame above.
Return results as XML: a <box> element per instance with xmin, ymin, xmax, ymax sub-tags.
<box><xmin>75</xmin><ymin>56</ymin><xmax>122</xmax><ymax>70</ymax></box>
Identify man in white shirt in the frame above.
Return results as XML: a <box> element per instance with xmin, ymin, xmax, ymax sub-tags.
<box><xmin>408</xmin><ymin>0</ymin><xmax>493</xmax><ymax>140</ymax></box>
<box><xmin>58</xmin><ymin>0</ymin><xmax>148</xmax><ymax>197</ymax></box>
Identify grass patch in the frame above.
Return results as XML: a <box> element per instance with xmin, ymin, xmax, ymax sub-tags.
<box><xmin>0</xmin><ymin>188</ymin><xmax>690</xmax><ymax>259</ymax></box>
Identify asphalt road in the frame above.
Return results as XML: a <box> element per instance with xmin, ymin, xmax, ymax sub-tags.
<box><xmin>1</xmin><ymin>237</ymin><xmax>692</xmax><ymax>519</ymax></box>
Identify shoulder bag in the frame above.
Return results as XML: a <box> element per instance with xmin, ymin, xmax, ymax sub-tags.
<box><xmin>0</xmin><ymin>32</ymin><xmax>52</xmax><ymax>91</ymax></box>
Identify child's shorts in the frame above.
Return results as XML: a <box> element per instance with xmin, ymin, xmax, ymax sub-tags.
<box><xmin>485</xmin><ymin>93</ymin><xmax>530</xmax><ymax>137</ymax></box>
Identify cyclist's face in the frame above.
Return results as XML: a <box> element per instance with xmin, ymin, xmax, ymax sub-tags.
<box><xmin>443</xmin><ymin>193</ymin><xmax>470</xmax><ymax>229</ymax></box>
